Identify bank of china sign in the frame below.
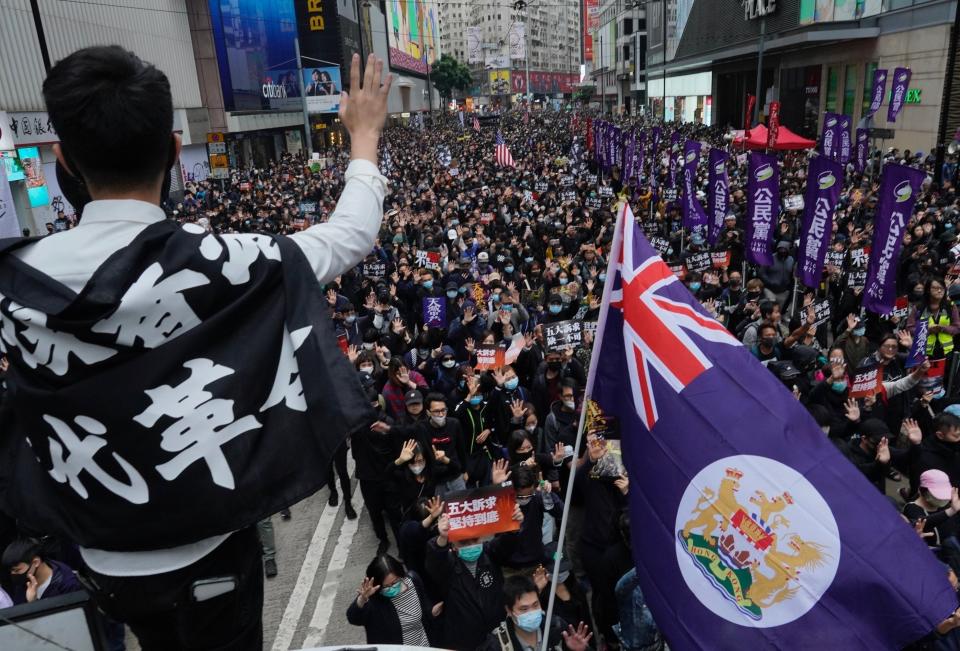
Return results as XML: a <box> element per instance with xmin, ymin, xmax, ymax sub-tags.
<box><xmin>742</xmin><ymin>0</ymin><xmax>776</xmax><ymax>20</ymax></box>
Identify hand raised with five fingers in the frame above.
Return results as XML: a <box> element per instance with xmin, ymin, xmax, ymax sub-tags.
<box><xmin>340</xmin><ymin>53</ymin><xmax>392</xmax><ymax>163</ymax></box>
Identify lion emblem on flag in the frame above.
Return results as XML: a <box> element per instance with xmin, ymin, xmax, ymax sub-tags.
<box><xmin>675</xmin><ymin>456</ymin><xmax>840</xmax><ymax>627</ymax></box>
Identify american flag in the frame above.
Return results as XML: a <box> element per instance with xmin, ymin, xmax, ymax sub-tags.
<box><xmin>495</xmin><ymin>131</ymin><xmax>515</xmax><ymax>167</ymax></box>
<box><xmin>473</xmin><ymin>115</ymin><xmax>481</xmax><ymax>132</ymax></box>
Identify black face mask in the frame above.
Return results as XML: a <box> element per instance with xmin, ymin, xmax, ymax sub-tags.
<box><xmin>747</xmin><ymin>292</ymin><xmax>761</xmax><ymax>301</ymax></box>
<box><xmin>547</xmin><ymin>361</ymin><xmax>562</xmax><ymax>371</ymax></box>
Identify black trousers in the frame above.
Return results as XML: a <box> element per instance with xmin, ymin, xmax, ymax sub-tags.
<box><xmin>84</xmin><ymin>527</ymin><xmax>263</xmax><ymax>651</ymax></box>
<box><xmin>359</xmin><ymin>479</ymin><xmax>401</xmax><ymax>544</ymax></box>
<box><xmin>327</xmin><ymin>442</ymin><xmax>351</xmax><ymax>498</ymax></box>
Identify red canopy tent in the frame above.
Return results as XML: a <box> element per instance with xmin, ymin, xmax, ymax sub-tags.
<box><xmin>733</xmin><ymin>124</ymin><xmax>817</xmax><ymax>150</ymax></box>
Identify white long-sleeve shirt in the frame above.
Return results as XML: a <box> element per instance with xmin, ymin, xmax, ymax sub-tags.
<box><xmin>11</xmin><ymin>159</ymin><xmax>387</xmax><ymax>576</ymax></box>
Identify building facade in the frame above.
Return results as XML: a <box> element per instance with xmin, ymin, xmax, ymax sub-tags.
<box><xmin>0</xmin><ymin>0</ymin><xmax>437</xmax><ymax>235</ymax></box>
<box><xmin>642</xmin><ymin>0</ymin><xmax>957</xmax><ymax>153</ymax></box>
<box><xmin>439</xmin><ymin>0</ymin><xmax>581</xmax><ymax>103</ymax></box>
<box><xmin>590</xmin><ymin>0</ymin><xmax>647</xmax><ymax>115</ymax></box>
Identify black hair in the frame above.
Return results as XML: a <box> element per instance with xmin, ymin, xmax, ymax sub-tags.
<box><xmin>759</xmin><ymin>300</ymin><xmax>777</xmax><ymax>318</ymax></box>
<box><xmin>503</xmin><ymin>575</ymin><xmax>539</xmax><ymax>609</ymax></box>
<box><xmin>365</xmin><ymin>554</ymin><xmax>406</xmax><ymax>588</ymax></box>
<box><xmin>936</xmin><ymin>412</ymin><xmax>960</xmax><ymax>435</ymax></box>
<box><xmin>513</xmin><ymin>464</ymin><xmax>539</xmax><ymax>491</ymax></box>
<box><xmin>425</xmin><ymin>392</ymin><xmax>446</xmax><ymax>409</ymax></box>
<box><xmin>1</xmin><ymin>540</ymin><xmax>41</xmax><ymax>570</ymax></box>
<box><xmin>43</xmin><ymin>46</ymin><xmax>174</xmax><ymax>189</ymax></box>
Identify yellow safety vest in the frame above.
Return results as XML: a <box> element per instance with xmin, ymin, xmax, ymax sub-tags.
<box><xmin>925</xmin><ymin>308</ymin><xmax>955</xmax><ymax>356</ymax></box>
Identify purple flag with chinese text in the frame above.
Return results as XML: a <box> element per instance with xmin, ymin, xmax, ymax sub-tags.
<box><xmin>745</xmin><ymin>151</ymin><xmax>778</xmax><ymax>266</ymax></box>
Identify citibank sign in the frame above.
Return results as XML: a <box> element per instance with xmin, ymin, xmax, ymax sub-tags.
<box><xmin>262</xmin><ymin>80</ymin><xmax>288</xmax><ymax>99</ymax></box>
<box><xmin>742</xmin><ymin>0</ymin><xmax>776</xmax><ymax>20</ymax></box>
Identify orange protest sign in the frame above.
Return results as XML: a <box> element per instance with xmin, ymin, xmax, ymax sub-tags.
<box><xmin>444</xmin><ymin>483</ymin><xmax>519</xmax><ymax>542</ymax></box>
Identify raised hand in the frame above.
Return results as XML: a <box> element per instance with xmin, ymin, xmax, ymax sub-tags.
<box><xmin>426</xmin><ymin>496</ymin><xmax>445</xmax><ymax>520</ymax></box>
<box><xmin>340</xmin><ymin>53</ymin><xmax>392</xmax><ymax>163</ymax></box>
<box><xmin>397</xmin><ymin>439</ymin><xmax>417</xmax><ymax>463</ymax></box>
<box><xmin>614</xmin><ymin>474</ymin><xmax>629</xmax><ymax>496</ymax></box>
<box><xmin>561</xmin><ymin>622</ymin><xmax>593</xmax><ymax>651</ymax></box>
<box><xmin>552</xmin><ymin>442</ymin><xmax>565</xmax><ymax>464</ymax></box>
<box><xmin>464</xmin><ymin>336</ymin><xmax>476</xmax><ymax>353</ymax></box>
<box><xmin>433</xmin><ymin>445</ymin><xmax>449</xmax><ymax>463</ymax></box>
<box><xmin>510</xmin><ymin>398</ymin><xmax>526</xmax><ymax>418</ymax></box>
<box><xmin>532</xmin><ymin>565</ymin><xmax>550</xmax><ymax>592</ymax></box>
<box><xmin>844</xmin><ymin>398</ymin><xmax>860</xmax><ymax>423</ymax></box>
<box><xmin>901</xmin><ymin>418</ymin><xmax>923</xmax><ymax>445</ymax></box>
<box><xmin>491</xmin><ymin>458</ymin><xmax>512</xmax><ymax>485</ymax></box>
<box><xmin>356</xmin><ymin>576</ymin><xmax>380</xmax><ymax>606</ymax></box>
<box><xmin>876</xmin><ymin>437</ymin><xmax>891</xmax><ymax>464</ymax></box>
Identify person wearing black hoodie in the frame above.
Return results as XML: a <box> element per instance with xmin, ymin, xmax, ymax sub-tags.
<box><xmin>417</xmin><ymin>393</ymin><xmax>469</xmax><ymax>499</ymax></box>
<box><xmin>355</xmin><ymin>380</ymin><xmax>402</xmax><ymax>556</ymax></box>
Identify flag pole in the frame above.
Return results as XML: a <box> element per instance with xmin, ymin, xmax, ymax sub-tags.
<box><xmin>541</xmin><ymin>201</ymin><xmax>627</xmax><ymax>651</ymax></box>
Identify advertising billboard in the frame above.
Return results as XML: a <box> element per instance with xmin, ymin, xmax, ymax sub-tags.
<box><xmin>208</xmin><ymin>0</ymin><xmax>303</xmax><ymax>112</ymax></box>
<box><xmin>583</xmin><ymin>0</ymin><xmax>599</xmax><ymax>62</ymax></box>
<box><xmin>386</xmin><ymin>0</ymin><xmax>439</xmax><ymax>75</ymax></box>
<box><xmin>303</xmin><ymin>66</ymin><xmax>342</xmax><ymax>114</ymax></box>
<box><xmin>489</xmin><ymin>70</ymin><xmax>511</xmax><ymax>95</ymax></box>
<box><xmin>18</xmin><ymin>147</ymin><xmax>48</xmax><ymax>208</ymax></box>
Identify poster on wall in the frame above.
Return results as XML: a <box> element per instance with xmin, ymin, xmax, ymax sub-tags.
<box><xmin>303</xmin><ymin>66</ymin><xmax>342</xmax><ymax>114</ymax></box>
<box><xmin>179</xmin><ymin>144</ymin><xmax>211</xmax><ymax>185</ymax></box>
<box><xmin>386</xmin><ymin>0</ymin><xmax>439</xmax><ymax>75</ymax></box>
<box><xmin>18</xmin><ymin>147</ymin><xmax>48</xmax><ymax>208</ymax></box>
<box><xmin>584</xmin><ymin>0</ymin><xmax>599</xmax><ymax>62</ymax></box>
<box><xmin>0</xmin><ymin>158</ymin><xmax>21</xmax><ymax>238</ymax></box>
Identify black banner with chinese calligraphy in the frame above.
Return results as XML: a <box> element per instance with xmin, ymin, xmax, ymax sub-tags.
<box><xmin>0</xmin><ymin>223</ymin><xmax>374</xmax><ymax>550</ymax></box>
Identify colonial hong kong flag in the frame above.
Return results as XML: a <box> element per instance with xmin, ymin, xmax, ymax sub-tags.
<box><xmin>495</xmin><ymin>132</ymin><xmax>515</xmax><ymax>168</ymax></box>
<box><xmin>586</xmin><ymin>202</ymin><xmax>955</xmax><ymax>650</ymax></box>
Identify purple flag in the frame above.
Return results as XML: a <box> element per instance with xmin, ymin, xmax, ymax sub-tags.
<box><xmin>422</xmin><ymin>296</ymin><xmax>446</xmax><ymax>328</ymax></box>
<box><xmin>797</xmin><ymin>156</ymin><xmax>843</xmax><ymax>288</ymax></box>
<box><xmin>607</xmin><ymin>123</ymin><xmax>616</xmax><ymax>171</ymax></box>
<box><xmin>888</xmin><ymin>67</ymin><xmax>912</xmax><ymax>124</ymax></box>
<box><xmin>821</xmin><ymin>113</ymin><xmax>840</xmax><ymax>160</ymax></box>
<box><xmin>866</xmin><ymin>68</ymin><xmax>887</xmax><ymax>119</ymax></box>
<box><xmin>588</xmin><ymin>202</ymin><xmax>956</xmax><ymax>650</ymax></box>
<box><xmin>746</xmin><ymin>151</ymin><xmax>778</xmax><ymax>266</ymax></box>
<box><xmin>863</xmin><ymin>163</ymin><xmax>927</xmax><ymax>314</ymax></box>
<box><xmin>624</xmin><ymin>131</ymin><xmax>636</xmax><ymax>180</ymax></box>
<box><xmin>669</xmin><ymin>133</ymin><xmax>680</xmax><ymax>189</ymax></box>
<box><xmin>635</xmin><ymin>131</ymin><xmax>647</xmax><ymax>180</ymax></box>
<box><xmin>855</xmin><ymin>128</ymin><xmax>869</xmax><ymax>173</ymax></box>
<box><xmin>906</xmin><ymin>317</ymin><xmax>928</xmax><ymax>368</ymax></box>
<box><xmin>651</xmin><ymin>126</ymin><xmax>662</xmax><ymax>157</ymax></box>
<box><xmin>707</xmin><ymin>149</ymin><xmax>729</xmax><ymax>246</ymax></box>
<box><xmin>594</xmin><ymin>120</ymin><xmax>603</xmax><ymax>164</ymax></box>
<box><xmin>838</xmin><ymin>115</ymin><xmax>851</xmax><ymax>164</ymax></box>
<box><xmin>682</xmin><ymin>141</ymin><xmax>708</xmax><ymax>236</ymax></box>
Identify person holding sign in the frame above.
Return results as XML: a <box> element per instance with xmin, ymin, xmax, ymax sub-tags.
<box><xmin>426</xmin><ymin>503</ymin><xmax>524</xmax><ymax>650</ymax></box>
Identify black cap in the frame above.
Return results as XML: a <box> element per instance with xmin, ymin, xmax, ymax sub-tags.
<box><xmin>404</xmin><ymin>389</ymin><xmax>424</xmax><ymax>405</ymax></box>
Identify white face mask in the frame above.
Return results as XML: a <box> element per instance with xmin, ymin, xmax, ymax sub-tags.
<box><xmin>359</xmin><ymin>365</ymin><xmax>374</xmax><ymax>373</ymax></box>
<box><xmin>442</xmin><ymin>360</ymin><xmax>456</xmax><ymax>369</ymax></box>
<box><xmin>563</xmin><ymin>399</ymin><xmax>576</xmax><ymax>410</ymax></box>
<box><xmin>525</xmin><ymin>424</ymin><xmax>537</xmax><ymax>433</ymax></box>
<box><xmin>409</xmin><ymin>463</ymin><xmax>426</xmax><ymax>475</ymax></box>
<box><xmin>431</xmin><ymin>415</ymin><xmax>447</xmax><ymax>427</ymax></box>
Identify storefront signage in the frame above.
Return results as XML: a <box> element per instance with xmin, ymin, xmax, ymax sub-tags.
<box><xmin>742</xmin><ymin>0</ymin><xmax>776</xmax><ymax>20</ymax></box>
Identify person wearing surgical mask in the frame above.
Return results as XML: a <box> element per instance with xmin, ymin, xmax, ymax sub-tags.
<box><xmin>426</xmin><ymin>504</ymin><xmax>525</xmax><ymax>650</ymax></box>
<box><xmin>479</xmin><ymin>570</ymin><xmax>593</xmax><ymax>651</ymax></box>
<box><xmin>347</xmin><ymin>553</ymin><xmax>439</xmax><ymax>646</ymax></box>
<box><xmin>454</xmin><ymin>375</ymin><xmax>495</xmax><ymax>487</ymax></box>
<box><xmin>418</xmin><ymin>394</ymin><xmax>468</xmax><ymax>499</ymax></box>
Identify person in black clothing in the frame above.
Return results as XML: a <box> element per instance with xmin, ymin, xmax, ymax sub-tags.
<box><xmin>478</xmin><ymin>575</ymin><xmax>593</xmax><ymax>651</ymax></box>
<box><xmin>454</xmin><ymin>375</ymin><xmax>496</xmax><ymax>487</ymax></box>
<box><xmin>578</xmin><ymin>433</ymin><xmax>629</xmax><ymax>646</ymax></box>
<box><xmin>356</xmin><ymin>394</ymin><xmax>403</xmax><ymax>556</ymax></box>
<box><xmin>841</xmin><ymin>418</ymin><xmax>921</xmax><ymax>494</ymax></box>
<box><xmin>507</xmin><ymin>429</ymin><xmax>562</xmax><ymax>486</ymax></box>
<box><xmin>903</xmin><ymin>469</ymin><xmax>960</xmax><ymax>554</ymax></box>
<box><xmin>346</xmin><ymin>553</ymin><xmax>440</xmax><ymax>645</ymax></box>
<box><xmin>425</xmin><ymin>504</ymin><xmax>525</xmax><ymax>650</ymax></box>
<box><xmin>418</xmin><ymin>393</ymin><xmax>469</xmax><ymax>499</ymax></box>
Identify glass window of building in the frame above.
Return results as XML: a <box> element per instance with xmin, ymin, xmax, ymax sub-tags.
<box><xmin>825</xmin><ymin>66</ymin><xmax>839</xmax><ymax>112</ymax></box>
<box><xmin>843</xmin><ymin>64</ymin><xmax>859</xmax><ymax>117</ymax></box>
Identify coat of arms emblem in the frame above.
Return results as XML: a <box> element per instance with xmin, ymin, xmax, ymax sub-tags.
<box><xmin>675</xmin><ymin>456</ymin><xmax>840</xmax><ymax>627</ymax></box>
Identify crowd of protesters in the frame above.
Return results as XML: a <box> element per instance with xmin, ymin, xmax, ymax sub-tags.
<box><xmin>6</xmin><ymin>67</ymin><xmax>960</xmax><ymax>649</ymax></box>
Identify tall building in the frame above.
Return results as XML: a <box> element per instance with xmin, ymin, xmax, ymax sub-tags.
<box><xmin>642</xmin><ymin>0</ymin><xmax>957</xmax><ymax>153</ymax></box>
<box><xmin>590</xmin><ymin>0</ymin><xmax>647</xmax><ymax>114</ymax></box>
<box><xmin>439</xmin><ymin>0</ymin><xmax>581</xmax><ymax>101</ymax></box>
